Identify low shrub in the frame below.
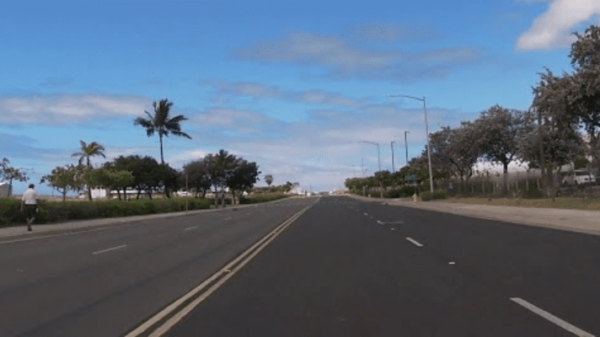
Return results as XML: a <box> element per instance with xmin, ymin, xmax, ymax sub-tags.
<box><xmin>421</xmin><ymin>190</ymin><xmax>447</xmax><ymax>202</ymax></box>
<box><xmin>0</xmin><ymin>198</ymin><xmax>212</xmax><ymax>227</ymax></box>
<box><xmin>520</xmin><ymin>188</ymin><xmax>544</xmax><ymax>199</ymax></box>
<box><xmin>384</xmin><ymin>185</ymin><xmax>418</xmax><ymax>198</ymax></box>
<box><xmin>421</xmin><ymin>191</ymin><xmax>433</xmax><ymax>201</ymax></box>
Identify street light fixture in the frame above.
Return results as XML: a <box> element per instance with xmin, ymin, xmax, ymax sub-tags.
<box><xmin>361</xmin><ymin>140</ymin><xmax>381</xmax><ymax>172</ymax></box>
<box><xmin>389</xmin><ymin>95</ymin><xmax>434</xmax><ymax>194</ymax></box>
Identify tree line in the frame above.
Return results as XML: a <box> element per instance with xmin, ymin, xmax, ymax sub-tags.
<box><xmin>346</xmin><ymin>25</ymin><xmax>600</xmax><ymax>197</ymax></box>
<box><xmin>0</xmin><ymin>98</ymin><xmax>267</xmax><ymax>206</ymax></box>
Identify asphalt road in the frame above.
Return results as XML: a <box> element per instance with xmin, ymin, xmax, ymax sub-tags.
<box><xmin>164</xmin><ymin>196</ymin><xmax>600</xmax><ymax>337</ymax></box>
<box><xmin>3</xmin><ymin>195</ymin><xmax>600</xmax><ymax>336</ymax></box>
<box><xmin>0</xmin><ymin>197</ymin><xmax>316</xmax><ymax>337</ymax></box>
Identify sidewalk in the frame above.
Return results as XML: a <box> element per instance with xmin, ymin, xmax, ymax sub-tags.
<box><xmin>344</xmin><ymin>194</ymin><xmax>600</xmax><ymax>236</ymax></box>
<box><xmin>0</xmin><ymin>196</ymin><xmax>301</xmax><ymax>241</ymax></box>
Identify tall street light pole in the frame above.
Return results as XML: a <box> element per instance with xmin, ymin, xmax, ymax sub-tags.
<box><xmin>389</xmin><ymin>95</ymin><xmax>434</xmax><ymax>194</ymax></box>
<box><xmin>361</xmin><ymin>140</ymin><xmax>381</xmax><ymax>172</ymax></box>
<box><xmin>391</xmin><ymin>141</ymin><xmax>396</xmax><ymax>173</ymax></box>
<box><xmin>405</xmin><ymin>131</ymin><xmax>410</xmax><ymax>166</ymax></box>
<box><xmin>362</xmin><ymin>140</ymin><xmax>383</xmax><ymax>198</ymax></box>
<box><xmin>361</xmin><ymin>158</ymin><xmax>364</xmax><ymax>177</ymax></box>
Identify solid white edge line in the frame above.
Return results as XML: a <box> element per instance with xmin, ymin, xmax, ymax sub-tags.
<box><xmin>406</xmin><ymin>237</ymin><xmax>424</xmax><ymax>247</ymax></box>
<box><xmin>92</xmin><ymin>244</ymin><xmax>127</xmax><ymax>255</ymax></box>
<box><xmin>125</xmin><ymin>205</ymin><xmax>311</xmax><ymax>337</ymax></box>
<box><xmin>510</xmin><ymin>298</ymin><xmax>595</xmax><ymax>337</ymax></box>
<box><xmin>148</xmin><ymin>206</ymin><xmax>310</xmax><ymax>337</ymax></box>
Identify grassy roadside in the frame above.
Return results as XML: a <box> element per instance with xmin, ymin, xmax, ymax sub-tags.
<box><xmin>441</xmin><ymin>197</ymin><xmax>600</xmax><ymax>211</ymax></box>
<box><xmin>0</xmin><ymin>194</ymin><xmax>293</xmax><ymax>227</ymax></box>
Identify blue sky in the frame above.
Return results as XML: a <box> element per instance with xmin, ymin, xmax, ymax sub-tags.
<box><xmin>2</xmin><ymin>0</ymin><xmax>599</xmax><ymax>195</ymax></box>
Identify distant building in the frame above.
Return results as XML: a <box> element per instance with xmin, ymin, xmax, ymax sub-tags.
<box><xmin>285</xmin><ymin>185</ymin><xmax>306</xmax><ymax>195</ymax></box>
<box><xmin>0</xmin><ymin>182</ymin><xmax>10</xmax><ymax>199</ymax></box>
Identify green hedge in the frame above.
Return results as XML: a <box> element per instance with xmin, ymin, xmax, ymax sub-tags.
<box><xmin>239</xmin><ymin>194</ymin><xmax>290</xmax><ymax>204</ymax></box>
<box><xmin>0</xmin><ymin>198</ymin><xmax>212</xmax><ymax>227</ymax></box>
<box><xmin>384</xmin><ymin>186</ymin><xmax>419</xmax><ymax>198</ymax></box>
<box><xmin>420</xmin><ymin>190</ymin><xmax>448</xmax><ymax>201</ymax></box>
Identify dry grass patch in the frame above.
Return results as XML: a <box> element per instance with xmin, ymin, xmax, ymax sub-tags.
<box><xmin>442</xmin><ymin>197</ymin><xmax>600</xmax><ymax>211</ymax></box>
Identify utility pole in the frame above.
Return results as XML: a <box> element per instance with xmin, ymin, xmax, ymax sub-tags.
<box><xmin>405</xmin><ymin>131</ymin><xmax>410</xmax><ymax>166</ymax></box>
<box><xmin>361</xmin><ymin>158</ymin><xmax>364</xmax><ymax>177</ymax></box>
<box><xmin>362</xmin><ymin>140</ymin><xmax>382</xmax><ymax>198</ymax></box>
<box><xmin>391</xmin><ymin>141</ymin><xmax>396</xmax><ymax>173</ymax></box>
<box><xmin>537</xmin><ymin>106</ymin><xmax>546</xmax><ymax>195</ymax></box>
<box><xmin>361</xmin><ymin>141</ymin><xmax>381</xmax><ymax>172</ymax></box>
<box><xmin>389</xmin><ymin>95</ymin><xmax>433</xmax><ymax>193</ymax></box>
<box><xmin>185</xmin><ymin>174</ymin><xmax>189</xmax><ymax>212</ymax></box>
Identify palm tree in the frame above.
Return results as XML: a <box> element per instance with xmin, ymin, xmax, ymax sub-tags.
<box><xmin>265</xmin><ymin>174</ymin><xmax>273</xmax><ymax>194</ymax></box>
<box><xmin>133</xmin><ymin>99</ymin><xmax>192</xmax><ymax>164</ymax></box>
<box><xmin>72</xmin><ymin>141</ymin><xmax>106</xmax><ymax>201</ymax></box>
<box><xmin>72</xmin><ymin>141</ymin><xmax>106</xmax><ymax>169</ymax></box>
<box><xmin>265</xmin><ymin>174</ymin><xmax>273</xmax><ymax>187</ymax></box>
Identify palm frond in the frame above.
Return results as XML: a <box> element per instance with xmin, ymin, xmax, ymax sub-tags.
<box><xmin>167</xmin><ymin>115</ymin><xmax>188</xmax><ymax>124</ymax></box>
<box><xmin>170</xmin><ymin>130</ymin><xmax>192</xmax><ymax>139</ymax></box>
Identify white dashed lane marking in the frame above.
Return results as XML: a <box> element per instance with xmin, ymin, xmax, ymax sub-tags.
<box><xmin>510</xmin><ymin>298</ymin><xmax>595</xmax><ymax>337</ymax></box>
<box><xmin>92</xmin><ymin>245</ymin><xmax>127</xmax><ymax>255</ymax></box>
<box><xmin>406</xmin><ymin>237</ymin><xmax>423</xmax><ymax>247</ymax></box>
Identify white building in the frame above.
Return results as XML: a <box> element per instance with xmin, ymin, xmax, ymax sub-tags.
<box><xmin>0</xmin><ymin>182</ymin><xmax>10</xmax><ymax>199</ymax></box>
<box><xmin>285</xmin><ymin>185</ymin><xmax>307</xmax><ymax>195</ymax></box>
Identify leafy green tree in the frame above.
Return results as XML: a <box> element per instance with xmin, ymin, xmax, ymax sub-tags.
<box><xmin>531</xmin><ymin>26</ymin><xmax>600</xmax><ymax>175</ymax></box>
<box><xmin>40</xmin><ymin>164</ymin><xmax>84</xmax><ymax>202</ymax></box>
<box><xmin>83</xmin><ymin>167</ymin><xmax>134</xmax><ymax>201</ymax></box>
<box><xmin>112</xmin><ymin>155</ymin><xmax>161</xmax><ymax>199</ymax></box>
<box><xmin>156</xmin><ymin>163</ymin><xmax>180</xmax><ymax>198</ymax></box>
<box><xmin>183</xmin><ymin>159</ymin><xmax>212</xmax><ymax>198</ymax></box>
<box><xmin>573</xmin><ymin>155</ymin><xmax>590</xmax><ymax>170</ymax></box>
<box><xmin>473</xmin><ymin>105</ymin><xmax>528</xmax><ymax>195</ymax></box>
<box><xmin>517</xmin><ymin>108</ymin><xmax>583</xmax><ymax>189</ymax></box>
<box><xmin>133</xmin><ymin>99</ymin><xmax>191</xmax><ymax>165</ymax></box>
<box><xmin>227</xmin><ymin>159</ymin><xmax>261</xmax><ymax>204</ymax></box>
<box><xmin>264</xmin><ymin>174</ymin><xmax>273</xmax><ymax>187</ymax></box>
<box><xmin>0</xmin><ymin>158</ymin><xmax>29</xmax><ymax>197</ymax></box>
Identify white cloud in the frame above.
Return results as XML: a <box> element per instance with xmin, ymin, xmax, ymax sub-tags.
<box><xmin>235</xmin><ymin>33</ymin><xmax>481</xmax><ymax>82</ymax></box>
<box><xmin>517</xmin><ymin>0</ymin><xmax>600</xmax><ymax>50</ymax></box>
<box><xmin>0</xmin><ymin>94</ymin><xmax>151</xmax><ymax>125</ymax></box>
<box><xmin>349</xmin><ymin>22</ymin><xmax>439</xmax><ymax>42</ymax></box>
<box><xmin>202</xmin><ymin>80</ymin><xmax>365</xmax><ymax>107</ymax></box>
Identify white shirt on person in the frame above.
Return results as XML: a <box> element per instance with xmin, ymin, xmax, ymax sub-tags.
<box><xmin>22</xmin><ymin>188</ymin><xmax>38</xmax><ymax>205</ymax></box>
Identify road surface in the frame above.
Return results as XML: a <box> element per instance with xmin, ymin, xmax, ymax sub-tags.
<box><xmin>2</xmin><ymin>196</ymin><xmax>599</xmax><ymax>336</ymax></box>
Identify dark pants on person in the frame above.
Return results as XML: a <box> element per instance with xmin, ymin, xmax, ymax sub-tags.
<box><xmin>25</xmin><ymin>204</ymin><xmax>37</xmax><ymax>222</ymax></box>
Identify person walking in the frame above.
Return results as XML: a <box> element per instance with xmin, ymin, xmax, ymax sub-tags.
<box><xmin>21</xmin><ymin>183</ymin><xmax>38</xmax><ymax>231</ymax></box>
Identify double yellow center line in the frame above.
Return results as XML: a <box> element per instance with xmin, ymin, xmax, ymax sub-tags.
<box><xmin>125</xmin><ymin>204</ymin><xmax>313</xmax><ymax>337</ymax></box>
